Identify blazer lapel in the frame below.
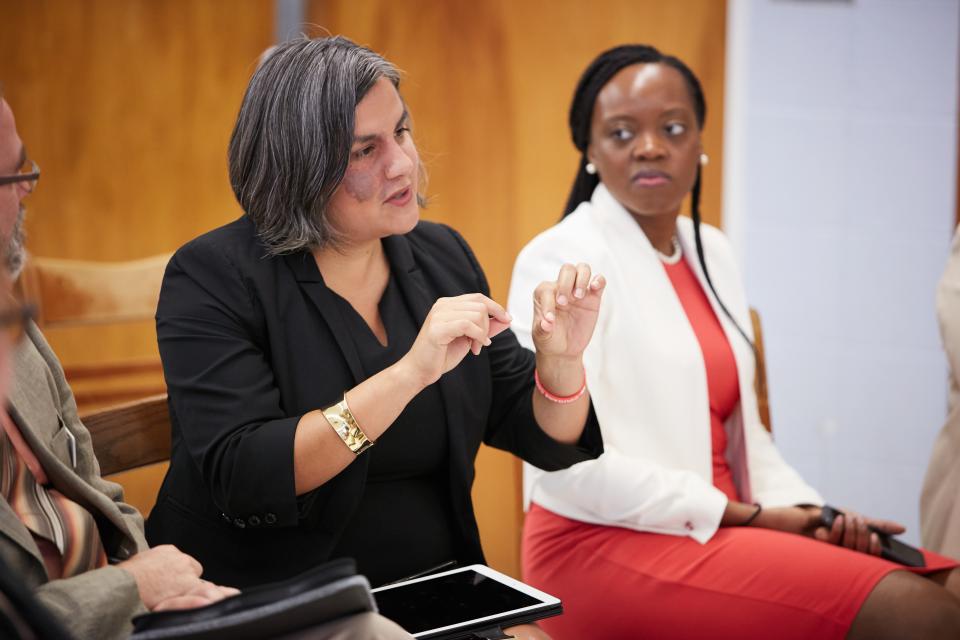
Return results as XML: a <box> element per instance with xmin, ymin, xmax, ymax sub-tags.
<box><xmin>383</xmin><ymin>238</ymin><xmax>472</xmax><ymax>445</ymax></box>
<box><xmin>7</xmin><ymin>335</ymin><xmax>141</xmax><ymax>553</ymax></box>
<box><xmin>0</xmin><ymin>495</ymin><xmax>44</xmax><ymax>569</ymax></box>
<box><xmin>283</xmin><ymin>252</ymin><xmax>366</xmax><ymax>384</ymax></box>
<box><xmin>382</xmin><ymin>235</ymin><xmax>429</xmax><ymax>326</ymax></box>
<box><xmin>383</xmin><ymin>235</ymin><xmax>477</xmax><ymax>536</ymax></box>
<box><xmin>676</xmin><ymin>218</ymin><xmax>755</xmax><ymax>499</ymax></box>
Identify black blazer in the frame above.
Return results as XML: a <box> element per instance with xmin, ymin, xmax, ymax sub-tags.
<box><xmin>146</xmin><ymin>216</ymin><xmax>602</xmax><ymax>588</ymax></box>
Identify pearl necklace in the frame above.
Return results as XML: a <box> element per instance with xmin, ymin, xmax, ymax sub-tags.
<box><xmin>655</xmin><ymin>236</ymin><xmax>682</xmax><ymax>265</ymax></box>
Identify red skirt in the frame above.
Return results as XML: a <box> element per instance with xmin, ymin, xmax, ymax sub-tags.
<box><xmin>522</xmin><ymin>503</ymin><xmax>959</xmax><ymax>640</ymax></box>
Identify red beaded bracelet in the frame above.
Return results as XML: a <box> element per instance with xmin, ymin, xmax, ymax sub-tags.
<box><xmin>534</xmin><ymin>369</ymin><xmax>587</xmax><ymax>404</ymax></box>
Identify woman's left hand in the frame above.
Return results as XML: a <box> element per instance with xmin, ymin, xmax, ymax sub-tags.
<box><xmin>813</xmin><ymin>507</ymin><xmax>906</xmax><ymax>556</ymax></box>
<box><xmin>531</xmin><ymin>262</ymin><xmax>606</xmax><ymax>358</ymax></box>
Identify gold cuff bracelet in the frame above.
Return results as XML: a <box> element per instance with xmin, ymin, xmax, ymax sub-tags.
<box><xmin>323</xmin><ymin>396</ymin><xmax>374</xmax><ymax>455</ymax></box>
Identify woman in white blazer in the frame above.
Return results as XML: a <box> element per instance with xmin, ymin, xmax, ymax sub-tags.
<box><xmin>508</xmin><ymin>44</ymin><xmax>960</xmax><ymax>640</ymax></box>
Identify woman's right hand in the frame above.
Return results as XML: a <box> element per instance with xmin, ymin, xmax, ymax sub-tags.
<box><xmin>811</xmin><ymin>508</ymin><xmax>905</xmax><ymax>556</ymax></box>
<box><xmin>751</xmin><ymin>505</ymin><xmax>905</xmax><ymax>557</ymax></box>
<box><xmin>400</xmin><ymin>293</ymin><xmax>512</xmax><ymax>388</ymax></box>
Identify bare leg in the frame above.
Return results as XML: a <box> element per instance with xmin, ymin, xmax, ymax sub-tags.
<box><xmin>927</xmin><ymin>566</ymin><xmax>960</xmax><ymax>602</ymax></box>
<box><xmin>848</xmin><ymin>571</ymin><xmax>960</xmax><ymax>640</ymax></box>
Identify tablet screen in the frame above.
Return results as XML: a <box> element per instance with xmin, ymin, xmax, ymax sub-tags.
<box><xmin>372</xmin><ymin>566</ymin><xmax>554</xmax><ymax>636</ymax></box>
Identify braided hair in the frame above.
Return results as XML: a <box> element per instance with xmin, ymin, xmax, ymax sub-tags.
<box><xmin>563</xmin><ymin>44</ymin><xmax>754</xmax><ymax>352</ymax></box>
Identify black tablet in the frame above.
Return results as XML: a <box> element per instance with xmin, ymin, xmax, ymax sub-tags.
<box><xmin>371</xmin><ymin>564</ymin><xmax>563</xmax><ymax>639</ymax></box>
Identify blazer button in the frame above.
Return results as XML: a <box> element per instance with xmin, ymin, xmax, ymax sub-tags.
<box><xmin>684</xmin><ymin>521</ymin><xmax>694</xmax><ymax>531</ymax></box>
<box><xmin>234</xmin><ymin>518</ymin><xmax>246</xmax><ymax>529</ymax></box>
<box><xmin>264</xmin><ymin>513</ymin><xmax>277</xmax><ymax>525</ymax></box>
<box><xmin>248</xmin><ymin>515</ymin><xmax>261</xmax><ymax>527</ymax></box>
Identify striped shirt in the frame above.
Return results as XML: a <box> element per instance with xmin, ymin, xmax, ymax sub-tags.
<box><xmin>0</xmin><ymin>409</ymin><xmax>106</xmax><ymax>579</ymax></box>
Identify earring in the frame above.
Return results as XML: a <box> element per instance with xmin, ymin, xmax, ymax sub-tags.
<box><xmin>585</xmin><ymin>162</ymin><xmax>597</xmax><ymax>175</ymax></box>
<box><xmin>699</xmin><ymin>153</ymin><xmax>709</xmax><ymax>167</ymax></box>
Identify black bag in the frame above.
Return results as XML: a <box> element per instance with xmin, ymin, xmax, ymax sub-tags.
<box><xmin>130</xmin><ymin>558</ymin><xmax>375</xmax><ymax>640</ymax></box>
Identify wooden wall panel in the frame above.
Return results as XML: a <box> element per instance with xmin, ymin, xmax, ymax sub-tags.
<box><xmin>0</xmin><ymin>0</ymin><xmax>274</xmax><ymax>534</ymax></box>
<box><xmin>311</xmin><ymin>0</ymin><xmax>728</xmax><ymax>579</ymax></box>
<box><xmin>0</xmin><ymin>0</ymin><xmax>274</xmax><ymax>371</ymax></box>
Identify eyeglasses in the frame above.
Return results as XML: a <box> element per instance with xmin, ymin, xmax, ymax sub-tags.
<box><xmin>0</xmin><ymin>158</ymin><xmax>40</xmax><ymax>193</ymax></box>
<box><xmin>0</xmin><ymin>299</ymin><xmax>35</xmax><ymax>345</ymax></box>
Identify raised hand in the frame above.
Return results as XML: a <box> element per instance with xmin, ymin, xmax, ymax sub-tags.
<box><xmin>532</xmin><ymin>262</ymin><xmax>606</xmax><ymax>359</ymax></box>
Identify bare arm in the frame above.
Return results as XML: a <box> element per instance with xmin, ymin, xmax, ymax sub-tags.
<box><xmin>293</xmin><ymin>293</ymin><xmax>512</xmax><ymax>494</ymax></box>
<box><xmin>721</xmin><ymin>501</ymin><xmax>904</xmax><ymax>558</ymax></box>
<box><xmin>294</xmin><ymin>260</ymin><xmax>608</xmax><ymax>493</ymax></box>
<box><xmin>531</xmin><ymin>354</ymin><xmax>589</xmax><ymax>445</ymax></box>
<box><xmin>293</xmin><ymin>358</ymin><xmax>423</xmax><ymax>493</ymax></box>
<box><xmin>528</xmin><ymin>263</ymin><xmax>606</xmax><ymax>444</ymax></box>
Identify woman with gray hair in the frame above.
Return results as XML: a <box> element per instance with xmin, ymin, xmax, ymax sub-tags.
<box><xmin>145</xmin><ymin>35</ymin><xmax>604</xmax><ymax>612</ymax></box>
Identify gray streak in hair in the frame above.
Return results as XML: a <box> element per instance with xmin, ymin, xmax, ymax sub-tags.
<box><xmin>228</xmin><ymin>36</ymin><xmax>400</xmax><ymax>254</ymax></box>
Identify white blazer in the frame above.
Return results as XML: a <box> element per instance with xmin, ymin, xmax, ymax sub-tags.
<box><xmin>508</xmin><ymin>184</ymin><xmax>823</xmax><ymax>543</ymax></box>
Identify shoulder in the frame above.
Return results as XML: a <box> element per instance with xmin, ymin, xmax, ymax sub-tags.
<box><xmin>161</xmin><ymin>216</ymin><xmax>278</xmax><ymax>321</ymax></box>
<box><xmin>20</xmin><ymin>322</ymin><xmax>58</xmax><ymax>375</ymax></box>
<box><xmin>171</xmin><ymin>216</ymin><xmax>266</xmax><ymax>272</ymax></box>
<box><xmin>677</xmin><ymin>217</ymin><xmax>751</xmax><ymax>321</ymax></box>
<box><xmin>404</xmin><ymin>220</ymin><xmax>487</xmax><ymax>290</ymax></box>
<box><xmin>13</xmin><ymin>323</ymin><xmax>61</xmax><ymax>402</ymax></box>
<box><xmin>166</xmin><ymin>216</ymin><xmax>288</xmax><ymax>300</ymax></box>
<box><xmin>9</xmin><ymin>324</ymin><xmax>74</xmax><ymax>444</ymax></box>
<box><xmin>677</xmin><ymin>216</ymin><xmax>738</xmax><ymax>271</ymax></box>
<box><xmin>516</xmin><ymin>205</ymin><xmax>605</xmax><ymax>273</ymax></box>
<box><xmin>405</xmin><ymin>219</ymin><xmax>472</xmax><ymax>257</ymax></box>
<box><xmin>678</xmin><ymin>216</ymin><xmax>729</xmax><ymax>248</ymax></box>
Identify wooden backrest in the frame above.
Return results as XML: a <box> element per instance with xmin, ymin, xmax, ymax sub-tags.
<box><xmin>82</xmin><ymin>393</ymin><xmax>171</xmax><ymax>477</ymax></box>
<box><xmin>20</xmin><ymin>253</ymin><xmax>171</xmax><ymax>328</ymax></box>
<box><xmin>749</xmin><ymin>307</ymin><xmax>772</xmax><ymax>432</ymax></box>
<box><xmin>19</xmin><ymin>253</ymin><xmax>172</xmax><ymax>412</ymax></box>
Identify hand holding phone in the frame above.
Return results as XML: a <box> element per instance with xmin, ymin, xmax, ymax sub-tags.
<box><xmin>819</xmin><ymin>505</ymin><xmax>925</xmax><ymax>567</ymax></box>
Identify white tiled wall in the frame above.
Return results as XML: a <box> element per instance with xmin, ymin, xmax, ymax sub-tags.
<box><xmin>723</xmin><ymin>0</ymin><xmax>959</xmax><ymax>544</ymax></box>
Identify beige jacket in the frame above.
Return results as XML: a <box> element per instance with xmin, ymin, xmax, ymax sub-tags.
<box><xmin>0</xmin><ymin>322</ymin><xmax>148</xmax><ymax>639</ymax></box>
<box><xmin>921</xmin><ymin>226</ymin><xmax>960</xmax><ymax>559</ymax></box>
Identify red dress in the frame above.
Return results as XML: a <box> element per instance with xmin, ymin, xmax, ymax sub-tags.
<box><xmin>522</xmin><ymin>256</ymin><xmax>958</xmax><ymax>639</ymax></box>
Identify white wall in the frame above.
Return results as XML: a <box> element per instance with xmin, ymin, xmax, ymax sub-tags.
<box><xmin>723</xmin><ymin>0</ymin><xmax>959</xmax><ymax>544</ymax></box>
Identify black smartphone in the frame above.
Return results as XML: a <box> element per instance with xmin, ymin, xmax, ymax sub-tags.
<box><xmin>819</xmin><ymin>505</ymin><xmax>925</xmax><ymax>568</ymax></box>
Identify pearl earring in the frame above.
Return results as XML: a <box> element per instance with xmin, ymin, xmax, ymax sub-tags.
<box><xmin>585</xmin><ymin>162</ymin><xmax>597</xmax><ymax>175</ymax></box>
<box><xmin>699</xmin><ymin>153</ymin><xmax>709</xmax><ymax>167</ymax></box>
